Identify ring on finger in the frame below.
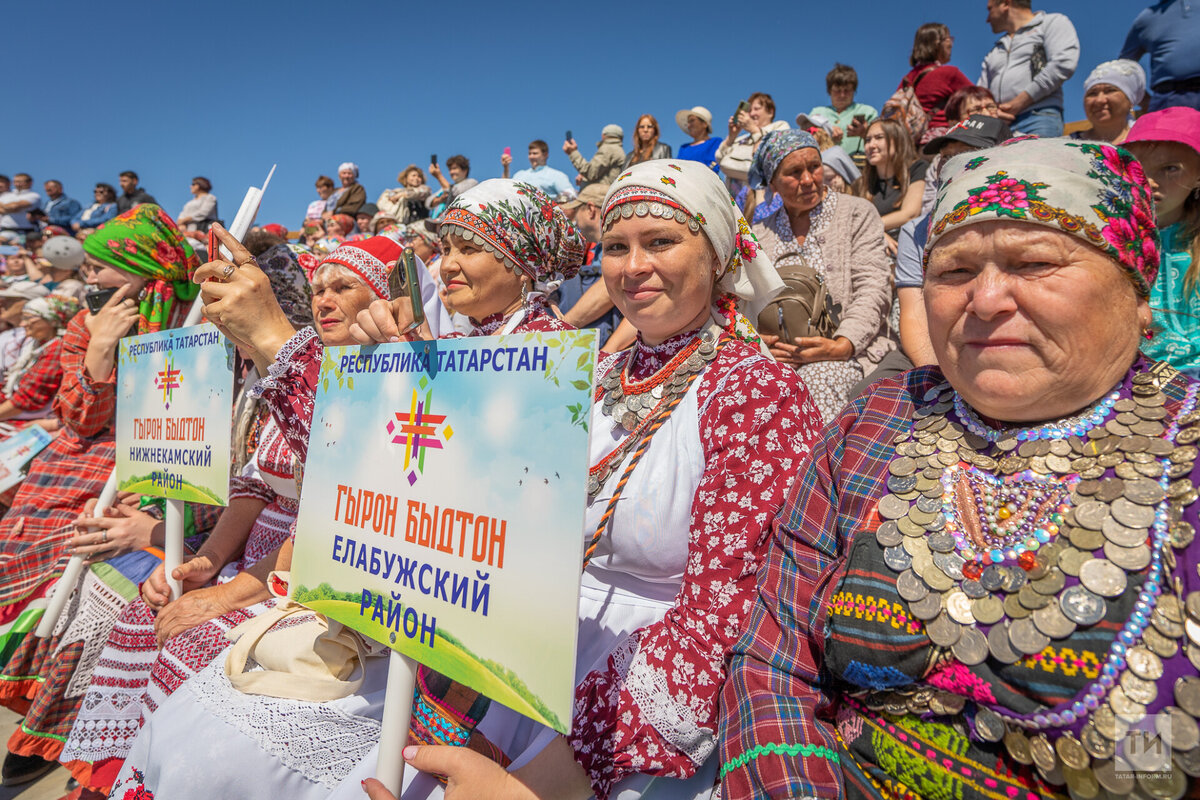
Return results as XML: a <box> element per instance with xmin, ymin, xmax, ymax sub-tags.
<box><xmin>221</xmin><ymin>264</ymin><xmax>235</xmax><ymax>280</ymax></box>
<box><xmin>101</xmin><ymin>530</ymin><xmax>107</xmax><ymax>543</ymax></box>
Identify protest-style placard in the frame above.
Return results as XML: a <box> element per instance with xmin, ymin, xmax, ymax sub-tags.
<box><xmin>115</xmin><ymin>322</ymin><xmax>236</xmax><ymax>505</ymax></box>
<box><xmin>291</xmin><ymin>330</ymin><xmax>596</xmax><ymax>733</ymax></box>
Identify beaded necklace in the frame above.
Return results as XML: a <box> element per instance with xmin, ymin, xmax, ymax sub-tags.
<box><xmin>588</xmin><ymin>326</ymin><xmax>720</xmax><ymax>501</ymax></box>
<box><xmin>867</xmin><ymin>363</ymin><xmax>1200</xmax><ymax>794</ymax></box>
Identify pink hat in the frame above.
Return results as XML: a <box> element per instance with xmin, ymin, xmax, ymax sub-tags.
<box><xmin>317</xmin><ymin>236</ymin><xmax>404</xmax><ymax>299</ymax></box>
<box><xmin>1124</xmin><ymin>106</ymin><xmax>1200</xmax><ymax>159</ymax></box>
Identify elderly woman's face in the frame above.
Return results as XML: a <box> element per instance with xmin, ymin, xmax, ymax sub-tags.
<box><xmin>1083</xmin><ymin>83</ymin><xmax>1132</xmax><ymax>131</ymax></box>
<box><xmin>772</xmin><ymin>149</ymin><xmax>825</xmax><ymax>215</ymax></box>
<box><xmin>439</xmin><ymin>234</ymin><xmax>525</xmax><ymax>322</ymax></box>
<box><xmin>961</xmin><ymin>95</ymin><xmax>1000</xmax><ymax>119</ymax></box>
<box><xmin>21</xmin><ymin>314</ymin><xmax>56</xmax><ymax>344</ymax></box>
<box><xmin>925</xmin><ymin>221</ymin><xmax>1149</xmax><ymax>423</ymax></box>
<box><xmin>339</xmin><ymin>168</ymin><xmax>356</xmax><ymax>186</ymax></box>
<box><xmin>601</xmin><ymin>214</ymin><xmax>717</xmax><ymax>346</ymax></box>
<box><xmin>310</xmin><ymin>268</ymin><xmax>377</xmax><ymax>346</ymax></box>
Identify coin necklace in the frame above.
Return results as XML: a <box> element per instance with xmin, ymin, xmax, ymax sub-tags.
<box><xmin>587</xmin><ymin>326</ymin><xmax>721</xmax><ymax>502</ymax></box>
<box><xmin>873</xmin><ymin>364</ymin><xmax>1200</xmax><ymax>796</ymax></box>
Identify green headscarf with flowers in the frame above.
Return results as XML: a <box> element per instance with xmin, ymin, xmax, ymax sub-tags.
<box><xmin>82</xmin><ymin>204</ymin><xmax>201</xmax><ymax>333</ymax></box>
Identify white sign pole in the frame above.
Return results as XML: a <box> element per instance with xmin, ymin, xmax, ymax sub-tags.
<box><xmin>376</xmin><ymin>650</ymin><xmax>419</xmax><ymax>795</ymax></box>
<box><xmin>164</xmin><ymin>499</ymin><xmax>185</xmax><ymax>599</ymax></box>
<box><xmin>37</xmin><ymin>167</ymin><xmax>276</xmax><ymax>638</ymax></box>
<box><xmin>34</xmin><ymin>471</ymin><xmax>119</xmax><ymax>638</ymax></box>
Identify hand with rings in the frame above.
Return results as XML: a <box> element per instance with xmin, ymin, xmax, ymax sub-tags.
<box><xmin>82</xmin><ymin>283</ymin><xmax>141</xmax><ymax>344</ymax></box>
<box><xmin>70</xmin><ymin>495</ymin><xmax>163</xmax><ymax>564</ymax></box>
<box><xmin>194</xmin><ymin>223</ymin><xmax>298</xmax><ymax>372</ymax></box>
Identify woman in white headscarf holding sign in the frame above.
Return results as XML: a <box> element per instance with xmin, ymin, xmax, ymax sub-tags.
<box><xmin>349</xmin><ymin>160</ymin><xmax>825</xmax><ymax>800</ymax></box>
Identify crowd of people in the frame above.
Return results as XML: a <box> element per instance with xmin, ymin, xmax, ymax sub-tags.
<box><xmin>0</xmin><ymin>1</ymin><xmax>1199</xmax><ymax>798</ymax></box>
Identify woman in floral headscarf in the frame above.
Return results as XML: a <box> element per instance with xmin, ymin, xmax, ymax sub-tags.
<box><xmin>0</xmin><ymin>295</ymin><xmax>79</xmax><ymax>437</ymax></box>
<box><xmin>0</xmin><ymin>205</ymin><xmax>203</xmax><ymax>785</ymax></box>
<box><xmin>748</xmin><ymin>129</ymin><xmax>897</xmax><ymax>422</ymax></box>
<box><xmin>719</xmin><ymin>138</ymin><xmax>1200</xmax><ymax>800</ymax></box>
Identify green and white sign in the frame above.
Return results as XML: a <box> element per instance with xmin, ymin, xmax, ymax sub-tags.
<box><xmin>290</xmin><ymin>331</ymin><xmax>596</xmax><ymax>733</ymax></box>
<box><xmin>115</xmin><ymin>323</ymin><xmax>236</xmax><ymax>505</ymax></box>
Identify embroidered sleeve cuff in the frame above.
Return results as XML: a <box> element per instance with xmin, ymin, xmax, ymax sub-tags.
<box><xmin>250</xmin><ymin>327</ymin><xmax>319</xmax><ymax>399</ymax></box>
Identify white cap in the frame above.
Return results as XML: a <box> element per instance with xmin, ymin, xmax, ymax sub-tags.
<box><xmin>41</xmin><ymin>236</ymin><xmax>85</xmax><ymax>271</ymax></box>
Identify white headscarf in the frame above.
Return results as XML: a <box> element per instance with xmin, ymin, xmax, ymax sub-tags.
<box><xmin>338</xmin><ymin>162</ymin><xmax>360</xmax><ymax>178</ymax></box>
<box><xmin>601</xmin><ymin>159</ymin><xmax>783</xmax><ymax>324</ymax></box>
<box><xmin>1083</xmin><ymin>59</ymin><xmax>1146</xmax><ymax>106</ymax></box>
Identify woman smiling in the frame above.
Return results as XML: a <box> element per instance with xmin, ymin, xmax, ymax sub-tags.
<box><xmin>347</xmin><ymin>161</ymin><xmax>823</xmax><ymax>800</ymax></box>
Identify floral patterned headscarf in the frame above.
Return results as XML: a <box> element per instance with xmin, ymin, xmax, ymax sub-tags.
<box><xmin>602</xmin><ymin>159</ymin><xmax>783</xmax><ymax>322</ymax></box>
<box><xmin>748</xmin><ymin>129</ymin><xmax>820</xmax><ymax>190</ymax></box>
<box><xmin>256</xmin><ymin>243</ymin><xmax>314</xmax><ymax>329</ymax></box>
<box><xmin>439</xmin><ymin>179</ymin><xmax>585</xmax><ymax>281</ymax></box>
<box><xmin>23</xmin><ymin>295</ymin><xmax>80</xmax><ymax>333</ymax></box>
<box><xmin>82</xmin><ymin>204</ymin><xmax>201</xmax><ymax>333</ymax></box>
<box><xmin>926</xmin><ymin>137</ymin><xmax>1160</xmax><ymax>295</ymax></box>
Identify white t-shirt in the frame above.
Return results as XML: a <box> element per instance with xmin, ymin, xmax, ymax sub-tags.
<box><xmin>0</xmin><ymin>190</ymin><xmax>41</xmax><ymax>231</ymax></box>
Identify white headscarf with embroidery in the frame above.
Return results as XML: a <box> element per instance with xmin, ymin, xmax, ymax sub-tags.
<box><xmin>602</xmin><ymin>159</ymin><xmax>783</xmax><ymax>329</ymax></box>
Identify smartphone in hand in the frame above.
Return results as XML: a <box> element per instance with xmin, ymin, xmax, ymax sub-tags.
<box><xmin>85</xmin><ymin>287</ymin><xmax>119</xmax><ymax>314</ymax></box>
<box><xmin>430</xmin><ymin>154</ymin><xmax>438</xmax><ymax>165</ymax></box>
<box><xmin>565</xmin><ymin>130</ymin><xmax>573</xmax><ymax>142</ymax></box>
<box><xmin>503</xmin><ymin>146</ymin><xmax>511</xmax><ymax>157</ymax></box>
<box><xmin>400</xmin><ymin>248</ymin><xmax>425</xmax><ymax>333</ymax></box>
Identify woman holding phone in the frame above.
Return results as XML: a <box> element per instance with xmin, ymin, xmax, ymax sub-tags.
<box><xmin>716</xmin><ymin>92</ymin><xmax>789</xmax><ymax>194</ymax></box>
<box><xmin>102</xmin><ymin>181</ymin><xmax>587</xmax><ymax>799</ymax></box>
<box><xmin>0</xmin><ymin>205</ymin><xmax>202</xmax><ymax>786</ymax></box>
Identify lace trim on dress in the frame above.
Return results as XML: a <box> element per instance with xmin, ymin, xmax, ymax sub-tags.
<box><xmin>250</xmin><ymin>327</ymin><xmax>318</xmax><ymax>398</ymax></box>
<box><xmin>52</xmin><ymin>569</ymin><xmax>134</xmax><ymax>699</ymax></box>
<box><xmin>612</xmin><ymin>636</ymin><xmax>716</xmax><ymax>767</ymax></box>
<box><xmin>186</xmin><ymin>659</ymin><xmax>381</xmax><ymax>789</ymax></box>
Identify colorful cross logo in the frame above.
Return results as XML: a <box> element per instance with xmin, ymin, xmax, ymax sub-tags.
<box><xmin>386</xmin><ymin>377</ymin><xmax>453</xmax><ymax>485</ymax></box>
<box><xmin>155</xmin><ymin>357</ymin><xmax>183</xmax><ymax>409</ymax></box>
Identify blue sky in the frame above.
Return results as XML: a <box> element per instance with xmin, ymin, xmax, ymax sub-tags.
<box><xmin>7</xmin><ymin>0</ymin><xmax>1135</xmax><ymax>228</ymax></box>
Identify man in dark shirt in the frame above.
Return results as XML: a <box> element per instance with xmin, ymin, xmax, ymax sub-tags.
<box><xmin>116</xmin><ymin>171</ymin><xmax>158</xmax><ymax>212</ymax></box>
<box><xmin>1121</xmin><ymin>0</ymin><xmax>1200</xmax><ymax>111</ymax></box>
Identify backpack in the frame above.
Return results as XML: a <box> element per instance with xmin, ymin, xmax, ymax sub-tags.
<box><xmin>881</xmin><ymin>65</ymin><xmax>938</xmax><ymax>145</ymax></box>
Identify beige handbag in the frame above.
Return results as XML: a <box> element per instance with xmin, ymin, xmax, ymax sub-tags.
<box><xmin>223</xmin><ymin>572</ymin><xmax>384</xmax><ymax>702</ymax></box>
<box><xmin>756</xmin><ymin>253</ymin><xmax>838</xmax><ymax>342</ymax></box>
